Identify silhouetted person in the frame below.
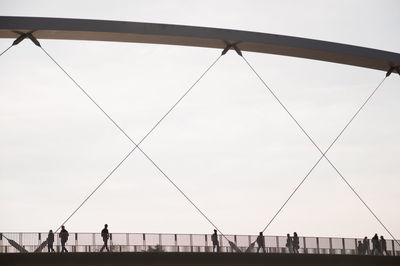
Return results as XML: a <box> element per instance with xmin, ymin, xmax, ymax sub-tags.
<box><xmin>293</xmin><ymin>232</ymin><xmax>299</xmax><ymax>254</ymax></box>
<box><xmin>286</xmin><ymin>233</ymin><xmax>293</xmax><ymax>253</ymax></box>
<box><xmin>59</xmin><ymin>225</ymin><xmax>69</xmax><ymax>253</ymax></box>
<box><xmin>363</xmin><ymin>237</ymin><xmax>370</xmax><ymax>255</ymax></box>
<box><xmin>371</xmin><ymin>234</ymin><xmax>380</xmax><ymax>255</ymax></box>
<box><xmin>256</xmin><ymin>232</ymin><xmax>266</xmax><ymax>253</ymax></box>
<box><xmin>357</xmin><ymin>240</ymin><xmax>364</xmax><ymax>255</ymax></box>
<box><xmin>100</xmin><ymin>224</ymin><xmax>110</xmax><ymax>252</ymax></box>
<box><xmin>380</xmin><ymin>236</ymin><xmax>388</xmax><ymax>256</ymax></box>
<box><xmin>47</xmin><ymin>230</ymin><xmax>55</xmax><ymax>252</ymax></box>
<box><xmin>211</xmin><ymin>229</ymin><xmax>219</xmax><ymax>252</ymax></box>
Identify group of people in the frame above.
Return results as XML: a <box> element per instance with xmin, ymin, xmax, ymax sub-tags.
<box><xmin>357</xmin><ymin>234</ymin><xmax>389</xmax><ymax>256</ymax></box>
<box><xmin>46</xmin><ymin>227</ymin><xmax>390</xmax><ymax>255</ymax></box>
<box><xmin>286</xmin><ymin>232</ymin><xmax>300</xmax><ymax>253</ymax></box>
<box><xmin>47</xmin><ymin>224</ymin><xmax>110</xmax><ymax>253</ymax></box>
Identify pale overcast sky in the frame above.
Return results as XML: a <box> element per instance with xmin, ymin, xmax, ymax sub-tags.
<box><xmin>0</xmin><ymin>0</ymin><xmax>399</xmax><ymax>240</ymax></box>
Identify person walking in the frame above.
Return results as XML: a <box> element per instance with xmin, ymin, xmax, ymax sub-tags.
<box><xmin>286</xmin><ymin>233</ymin><xmax>293</xmax><ymax>253</ymax></box>
<box><xmin>293</xmin><ymin>232</ymin><xmax>299</xmax><ymax>254</ymax></box>
<box><xmin>47</xmin><ymin>230</ymin><xmax>55</xmax><ymax>252</ymax></box>
<box><xmin>211</xmin><ymin>229</ymin><xmax>219</xmax><ymax>252</ymax></box>
<box><xmin>100</xmin><ymin>224</ymin><xmax>110</xmax><ymax>252</ymax></box>
<box><xmin>256</xmin><ymin>232</ymin><xmax>266</xmax><ymax>253</ymax></box>
<box><xmin>363</xmin><ymin>237</ymin><xmax>370</xmax><ymax>255</ymax></box>
<box><xmin>380</xmin><ymin>236</ymin><xmax>388</xmax><ymax>256</ymax></box>
<box><xmin>371</xmin><ymin>234</ymin><xmax>381</xmax><ymax>255</ymax></box>
<box><xmin>59</xmin><ymin>225</ymin><xmax>69</xmax><ymax>253</ymax></box>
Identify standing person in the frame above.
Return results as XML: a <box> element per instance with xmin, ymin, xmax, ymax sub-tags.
<box><xmin>256</xmin><ymin>232</ymin><xmax>266</xmax><ymax>253</ymax></box>
<box><xmin>380</xmin><ymin>236</ymin><xmax>388</xmax><ymax>256</ymax></box>
<box><xmin>100</xmin><ymin>224</ymin><xmax>110</xmax><ymax>252</ymax></box>
<box><xmin>286</xmin><ymin>233</ymin><xmax>293</xmax><ymax>253</ymax></box>
<box><xmin>292</xmin><ymin>232</ymin><xmax>299</xmax><ymax>254</ymax></box>
<box><xmin>59</xmin><ymin>225</ymin><xmax>69</xmax><ymax>253</ymax></box>
<box><xmin>371</xmin><ymin>234</ymin><xmax>380</xmax><ymax>255</ymax></box>
<box><xmin>211</xmin><ymin>229</ymin><xmax>219</xmax><ymax>252</ymax></box>
<box><xmin>357</xmin><ymin>240</ymin><xmax>364</xmax><ymax>255</ymax></box>
<box><xmin>47</xmin><ymin>230</ymin><xmax>55</xmax><ymax>252</ymax></box>
<box><xmin>363</xmin><ymin>237</ymin><xmax>370</xmax><ymax>255</ymax></box>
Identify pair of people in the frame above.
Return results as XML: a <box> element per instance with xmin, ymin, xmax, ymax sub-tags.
<box><xmin>47</xmin><ymin>224</ymin><xmax>110</xmax><ymax>252</ymax></box>
<box><xmin>47</xmin><ymin>226</ymin><xmax>69</xmax><ymax>253</ymax></box>
<box><xmin>286</xmin><ymin>232</ymin><xmax>299</xmax><ymax>253</ymax></box>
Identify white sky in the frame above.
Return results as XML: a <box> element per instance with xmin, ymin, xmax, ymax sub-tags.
<box><xmin>0</xmin><ymin>0</ymin><xmax>399</xmax><ymax>240</ymax></box>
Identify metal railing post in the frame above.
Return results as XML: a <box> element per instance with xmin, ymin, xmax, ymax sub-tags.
<box><xmin>190</xmin><ymin>234</ymin><xmax>193</xmax><ymax>252</ymax></box>
<box><xmin>276</xmin><ymin>236</ymin><xmax>280</xmax><ymax>253</ymax></box>
<box><xmin>342</xmin><ymin>238</ymin><xmax>345</xmax><ymax>254</ymax></box>
<box><xmin>303</xmin><ymin>237</ymin><xmax>307</xmax><ymax>254</ymax></box>
<box><xmin>316</xmin><ymin>237</ymin><xmax>320</xmax><ymax>254</ymax></box>
<box><xmin>392</xmin><ymin>240</ymin><xmax>395</xmax><ymax>256</ymax></box>
<box><xmin>329</xmin><ymin>238</ymin><xmax>333</xmax><ymax>254</ymax></box>
<box><xmin>354</xmin><ymin>239</ymin><xmax>358</xmax><ymax>255</ymax></box>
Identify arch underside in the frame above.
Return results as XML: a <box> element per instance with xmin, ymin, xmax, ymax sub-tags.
<box><xmin>0</xmin><ymin>16</ymin><xmax>399</xmax><ymax>73</ymax></box>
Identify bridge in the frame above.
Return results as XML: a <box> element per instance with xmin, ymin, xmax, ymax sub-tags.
<box><xmin>1</xmin><ymin>231</ymin><xmax>399</xmax><ymax>255</ymax></box>
<box><xmin>1</xmin><ymin>16</ymin><xmax>400</xmax><ymax>265</ymax></box>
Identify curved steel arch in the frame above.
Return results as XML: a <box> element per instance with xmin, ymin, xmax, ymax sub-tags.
<box><xmin>0</xmin><ymin>16</ymin><xmax>399</xmax><ymax>73</ymax></box>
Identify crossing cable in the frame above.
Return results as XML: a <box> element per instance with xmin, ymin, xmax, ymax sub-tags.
<box><xmin>39</xmin><ymin>45</ymin><xmax>229</xmax><ymax>238</ymax></box>
<box><xmin>259</xmin><ymin>75</ymin><xmax>386</xmax><ymax>232</ymax></box>
<box><xmin>0</xmin><ymin>31</ymin><xmax>42</xmax><ymax>58</ymax></box>
<box><xmin>240</xmin><ymin>55</ymin><xmax>399</xmax><ymax>245</ymax></box>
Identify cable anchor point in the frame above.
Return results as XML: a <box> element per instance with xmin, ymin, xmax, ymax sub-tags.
<box><xmin>12</xmin><ymin>31</ymin><xmax>41</xmax><ymax>47</ymax></box>
<box><xmin>386</xmin><ymin>66</ymin><xmax>400</xmax><ymax>77</ymax></box>
<box><xmin>221</xmin><ymin>42</ymin><xmax>243</xmax><ymax>57</ymax></box>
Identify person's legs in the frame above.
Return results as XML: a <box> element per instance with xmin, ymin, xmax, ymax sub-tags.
<box><xmin>263</xmin><ymin>246</ymin><xmax>266</xmax><ymax>253</ymax></box>
<box><xmin>62</xmin><ymin>241</ymin><xmax>68</xmax><ymax>252</ymax></box>
<box><xmin>103</xmin><ymin>239</ymin><xmax>109</xmax><ymax>252</ymax></box>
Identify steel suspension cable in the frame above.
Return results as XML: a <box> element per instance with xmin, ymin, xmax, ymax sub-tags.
<box><xmin>241</xmin><ymin>56</ymin><xmax>398</xmax><ymax>245</ymax></box>
<box><xmin>260</xmin><ymin>76</ymin><xmax>386</xmax><ymax>233</ymax></box>
<box><xmin>40</xmin><ymin>46</ymin><xmax>227</xmax><ymax>237</ymax></box>
<box><xmin>0</xmin><ymin>44</ymin><xmax>13</xmax><ymax>58</ymax></box>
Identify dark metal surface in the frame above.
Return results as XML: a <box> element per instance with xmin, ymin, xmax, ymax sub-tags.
<box><xmin>0</xmin><ymin>16</ymin><xmax>399</xmax><ymax>73</ymax></box>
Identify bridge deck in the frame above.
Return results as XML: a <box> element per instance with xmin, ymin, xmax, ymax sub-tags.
<box><xmin>1</xmin><ymin>252</ymin><xmax>399</xmax><ymax>266</ymax></box>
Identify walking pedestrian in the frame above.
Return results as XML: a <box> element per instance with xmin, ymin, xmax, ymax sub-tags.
<box><xmin>371</xmin><ymin>234</ymin><xmax>381</xmax><ymax>255</ymax></box>
<box><xmin>59</xmin><ymin>225</ymin><xmax>69</xmax><ymax>253</ymax></box>
<box><xmin>256</xmin><ymin>232</ymin><xmax>266</xmax><ymax>253</ymax></box>
<box><xmin>363</xmin><ymin>237</ymin><xmax>370</xmax><ymax>255</ymax></box>
<box><xmin>211</xmin><ymin>229</ymin><xmax>219</xmax><ymax>252</ymax></box>
<box><xmin>100</xmin><ymin>224</ymin><xmax>110</xmax><ymax>252</ymax></box>
<box><xmin>293</xmin><ymin>232</ymin><xmax>299</xmax><ymax>254</ymax></box>
<box><xmin>380</xmin><ymin>236</ymin><xmax>388</xmax><ymax>256</ymax></box>
<box><xmin>286</xmin><ymin>233</ymin><xmax>293</xmax><ymax>253</ymax></box>
<box><xmin>47</xmin><ymin>230</ymin><xmax>55</xmax><ymax>252</ymax></box>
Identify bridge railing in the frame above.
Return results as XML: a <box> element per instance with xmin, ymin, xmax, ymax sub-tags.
<box><xmin>0</xmin><ymin>232</ymin><xmax>399</xmax><ymax>255</ymax></box>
